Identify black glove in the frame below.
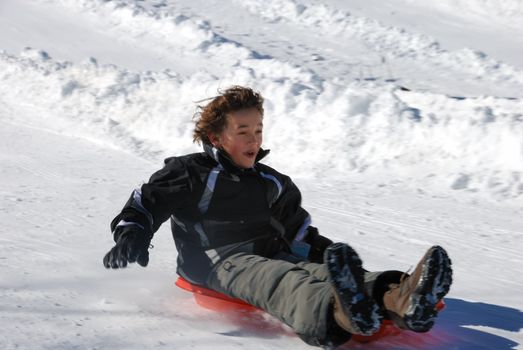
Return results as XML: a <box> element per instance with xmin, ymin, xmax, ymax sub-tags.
<box><xmin>103</xmin><ymin>228</ymin><xmax>151</xmax><ymax>269</ymax></box>
<box><xmin>305</xmin><ymin>226</ymin><xmax>333</xmax><ymax>263</ymax></box>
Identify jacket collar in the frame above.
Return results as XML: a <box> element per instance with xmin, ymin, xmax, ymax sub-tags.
<box><xmin>203</xmin><ymin>143</ymin><xmax>270</xmax><ymax>174</ymax></box>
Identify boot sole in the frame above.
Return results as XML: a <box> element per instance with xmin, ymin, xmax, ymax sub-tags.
<box><xmin>326</xmin><ymin>243</ymin><xmax>382</xmax><ymax>336</ymax></box>
<box><xmin>404</xmin><ymin>245</ymin><xmax>453</xmax><ymax>332</ymax></box>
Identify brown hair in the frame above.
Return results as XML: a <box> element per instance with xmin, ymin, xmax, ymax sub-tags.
<box><xmin>193</xmin><ymin>86</ymin><xmax>264</xmax><ymax>144</ymax></box>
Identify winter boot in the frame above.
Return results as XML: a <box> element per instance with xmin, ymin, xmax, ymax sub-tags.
<box><xmin>383</xmin><ymin>245</ymin><xmax>453</xmax><ymax>332</ymax></box>
<box><xmin>325</xmin><ymin>243</ymin><xmax>382</xmax><ymax>336</ymax></box>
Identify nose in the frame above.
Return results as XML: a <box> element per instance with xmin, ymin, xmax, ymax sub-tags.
<box><xmin>247</xmin><ymin>133</ymin><xmax>259</xmax><ymax>144</ymax></box>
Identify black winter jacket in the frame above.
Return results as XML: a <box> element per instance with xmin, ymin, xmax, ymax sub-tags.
<box><xmin>110</xmin><ymin>143</ymin><xmax>315</xmax><ymax>285</ymax></box>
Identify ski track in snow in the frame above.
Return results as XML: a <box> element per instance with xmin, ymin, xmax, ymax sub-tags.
<box><xmin>1</xmin><ymin>0</ymin><xmax>523</xmax><ymax>349</ymax></box>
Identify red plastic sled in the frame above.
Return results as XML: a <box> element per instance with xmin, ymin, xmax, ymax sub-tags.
<box><xmin>175</xmin><ymin>276</ymin><xmax>445</xmax><ymax>343</ymax></box>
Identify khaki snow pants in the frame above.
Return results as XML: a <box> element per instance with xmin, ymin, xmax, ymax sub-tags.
<box><xmin>206</xmin><ymin>252</ymin><xmax>396</xmax><ymax>347</ymax></box>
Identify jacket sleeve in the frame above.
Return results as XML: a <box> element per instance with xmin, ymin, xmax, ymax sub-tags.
<box><xmin>110</xmin><ymin>157</ymin><xmax>193</xmax><ymax>241</ymax></box>
<box><xmin>270</xmin><ymin>175</ymin><xmax>311</xmax><ymax>243</ymax></box>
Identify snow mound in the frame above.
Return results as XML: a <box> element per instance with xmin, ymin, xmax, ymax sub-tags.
<box><xmin>1</xmin><ymin>49</ymin><xmax>522</xmax><ymax>201</ymax></box>
<box><xmin>34</xmin><ymin>0</ymin><xmax>274</xmax><ymax>69</ymax></box>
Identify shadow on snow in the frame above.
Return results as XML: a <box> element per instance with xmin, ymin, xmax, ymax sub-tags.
<box><xmin>345</xmin><ymin>297</ymin><xmax>523</xmax><ymax>350</ymax></box>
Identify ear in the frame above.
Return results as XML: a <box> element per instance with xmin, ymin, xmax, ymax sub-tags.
<box><xmin>208</xmin><ymin>132</ymin><xmax>220</xmax><ymax>147</ymax></box>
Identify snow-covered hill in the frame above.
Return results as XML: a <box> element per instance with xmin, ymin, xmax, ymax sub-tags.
<box><xmin>1</xmin><ymin>0</ymin><xmax>522</xmax><ymax>349</ymax></box>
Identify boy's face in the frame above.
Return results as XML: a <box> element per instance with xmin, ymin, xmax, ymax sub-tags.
<box><xmin>210</xmin><ymin>108</ymin><xmax>263</xmax><ymax>169</ymax></box>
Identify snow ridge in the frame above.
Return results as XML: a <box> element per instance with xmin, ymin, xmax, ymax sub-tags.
<box><xmin>39</xmin><ymin>0</ymin><xmax>248</xmax><ymax>57</ymax></box>
<box><xmin>1</xmin><ymin>48</ymin><xmax>522</xmax><ymax>201</ymax></box>
<box><xmin>34</xmin><ymin>0</ymin><xmax>320</xmax><ymax>78</ymax></box>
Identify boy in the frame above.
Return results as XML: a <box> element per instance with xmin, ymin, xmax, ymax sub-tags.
<box><xmin>103</xmin><ymin>86</ymin><xmax>453</xmax><ymax>348</ymax></box>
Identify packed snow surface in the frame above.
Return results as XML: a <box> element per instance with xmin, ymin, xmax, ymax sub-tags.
<box><xmin>1</xmin><ymin>0</ymin><xmax>522</xmax><ymax>349</ymax></box>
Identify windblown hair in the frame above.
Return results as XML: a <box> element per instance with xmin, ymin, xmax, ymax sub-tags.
<box><xmin>193</xmin><ymin>86</ymin><xmax>264</xmax><ymax>145</ymax></box>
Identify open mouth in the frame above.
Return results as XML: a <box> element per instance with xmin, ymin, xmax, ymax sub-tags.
<box><xmin>244</xmin><ymin>150</ymin><xmax>257</xmax><ymax>158</ymax></box>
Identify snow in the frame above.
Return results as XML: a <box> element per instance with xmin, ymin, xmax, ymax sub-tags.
<box><xmin>1</xmin><ymin>0</ymin><xmax>522</xmax><ymax>349</ymax></box>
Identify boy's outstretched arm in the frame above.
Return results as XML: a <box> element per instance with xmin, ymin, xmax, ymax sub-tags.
<box><xmin>103</xmin><ymin>157</ymin><xmax>192</xmax><ymax>269</ymax></box>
